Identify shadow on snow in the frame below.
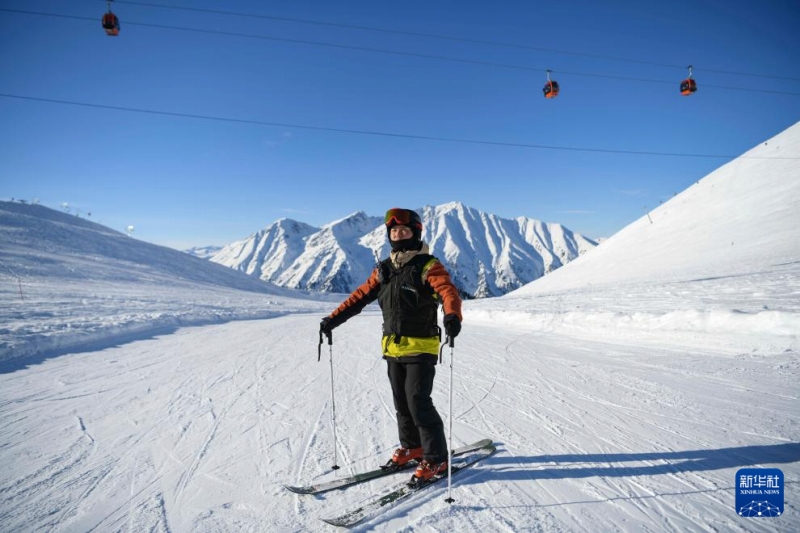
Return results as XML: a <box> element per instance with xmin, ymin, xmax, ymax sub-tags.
<box><xmin>479</xmin><ymin>442</ymin><xmax>800</xmax><ymax>483</ymax></box>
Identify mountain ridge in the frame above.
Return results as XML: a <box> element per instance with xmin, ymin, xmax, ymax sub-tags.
<box><xmin>210</xmin><ymin>202</ymin><xmax>597</xmax><ymax>298</ymax></box>
<box><xmin>0</xmin><ymin>200</ymin><xmax>291</xmax><ymax>295</ymax></box>
<box><xmin>510</xmin><ymin>120</ymin><xmax>800</xmax><ymax>297</ymax></box>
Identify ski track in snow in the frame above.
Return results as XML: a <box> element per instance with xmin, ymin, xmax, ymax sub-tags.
<box><xmin>0</xmin><ymin>313</ymin><xmax>797</xmax><ymax>532</ymax></box>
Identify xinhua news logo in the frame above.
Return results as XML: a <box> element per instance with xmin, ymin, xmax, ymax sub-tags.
<box><xmin>735</xmin><ymin>468</ymin><xmax>783</xmax><ymax>517</ymax></box>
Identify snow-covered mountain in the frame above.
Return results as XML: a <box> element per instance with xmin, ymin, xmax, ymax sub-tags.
<box><xmin>0</xmin><ymin>201</ymin><xmax>290</xmax><ymax>293</ymax></box>
<box><xmin>510</xmin><ymin>120</ymin><xmax>800</xmax><ymax>296</ymax></box>
<box><xmin>211</xmin><ymin>214</ymin><xmax>379</xmax><ymax>294</ymax></box>
<box><xmin>468</xmin><ymin>120</ymin><xmax>800</xmax><ymax>353</ymax></box>
<box><xmin>211</xmin><ymin>203</ymin><xmax>597</xmax><ymax>298</ymax></box>
<box><xmin>184</xmin><ymin>245</ymin><xmax>222</xmax><ymax>259</ymax></box>
<box><xmin>0</xmin><ymin>201</ymin><xmax>333</xmax><ymax>361</ymax></box>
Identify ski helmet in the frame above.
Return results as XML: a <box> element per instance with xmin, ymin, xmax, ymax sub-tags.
<box><xmin>384</xmin><ymin>208</ymin><xmax>423</xmax><ymax>251</ymax></box>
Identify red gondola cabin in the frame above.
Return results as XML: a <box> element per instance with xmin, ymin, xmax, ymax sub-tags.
<box><xmin>680</xmin><ymin>78</ymin><xmax>697</xmax><ymax>95</ymax></box>
<box><xmin>102</xmin><ymin>12</ymin><xmax>120</xmax><ymax>36</ymax></box>
<box><xmin>680</xmin><ymin>65</ymin><xmax>696</xmax><ymax>96</ymax></box>
<box><xmin>543</xmin><ymin>80</ymin><xmax>559</xmax><ymax>99</ymax></box>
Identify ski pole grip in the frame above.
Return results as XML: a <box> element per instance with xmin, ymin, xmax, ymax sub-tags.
<box><xmin>318</xmin><ymin>327</ymin><xmax>333</xmax><ymax>361</ymax></box>
<box><xmin>438</xmin><ymin>335</ymin><xmax>455</xmax><ymax>363</ymax></box>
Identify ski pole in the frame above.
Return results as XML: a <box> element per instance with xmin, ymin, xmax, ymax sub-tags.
<box><xmin>445</xmin><ymin>333</ymin><xmax>455</xmax><ymax>504</ymax></box>
<box><xmin>319</xmin><ymin>328</ymin><xmax>340</xmax><ymax>470</ymax></box>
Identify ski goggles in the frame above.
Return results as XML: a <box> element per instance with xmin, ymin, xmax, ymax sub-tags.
<box><xmin>384</xmin><ymin>208</ymin><xmax>422</xmax><ymax>228</ymax></box>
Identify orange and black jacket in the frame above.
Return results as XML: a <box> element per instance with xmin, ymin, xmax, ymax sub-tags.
<box><xmin>327</xmin><ymin>252</ymin><xmax>462</xmax><ymax>363</ymax></box>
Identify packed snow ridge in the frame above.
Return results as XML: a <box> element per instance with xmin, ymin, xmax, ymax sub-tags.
<box><xmin>209</xmin><ymin>202</ymin><xmax>598</xmax><ymax>298</ymax></box>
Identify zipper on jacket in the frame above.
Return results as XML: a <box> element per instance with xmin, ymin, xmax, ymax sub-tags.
<box><xmin>393</xmin><ymin>272</ymin><xmax>402</xmax><ymax>343</ymax></box>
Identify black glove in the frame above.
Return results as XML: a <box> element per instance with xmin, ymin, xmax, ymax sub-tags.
<box><xmin>443</xmin><ymin>313</ymin><xmax>461</xmax><ymax>338</ymax></box>
<box><xmin>320</xmin><ymin>317</ymin><xmax>333</xmax><ymax>336</ymax></box>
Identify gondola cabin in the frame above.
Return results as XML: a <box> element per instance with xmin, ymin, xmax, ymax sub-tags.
<box><xmin>543</xmin><ymin>80</ymin><xmax>559</xmax><ymax>99</ymax></box>
<box><xmin>102</xmin><ymin>12</ymin><xmax>120</xmax><ymax>36</ymax></box>
<box><xmin>680</xmin><ymin>78</ymin><xmax>697</xmax><ymax>95</ymax></box>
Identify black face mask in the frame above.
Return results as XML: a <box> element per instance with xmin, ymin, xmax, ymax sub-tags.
<box><xmin>390</xmin><ymin>237</ymin><xmax>422</xmax><ymax>252</ymax></box>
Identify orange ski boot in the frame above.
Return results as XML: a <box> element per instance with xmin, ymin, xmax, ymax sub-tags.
<box><xmin>381</xmin><ymin>446</ymin><xmax>423</xmax><ymax>471</ymax></box>
<box><xmin>409</xmin><ymin>459</ymin><xmax>448</xmax><ymax>488</ymax></box>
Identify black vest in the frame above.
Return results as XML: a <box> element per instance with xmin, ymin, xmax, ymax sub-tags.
<box><xmin>377</xmin><ymin>254</ymin><xmax>440</xmax><ymax>339</ymax></box>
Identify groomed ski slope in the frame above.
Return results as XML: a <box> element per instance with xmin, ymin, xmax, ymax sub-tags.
<box><xmin>0</xmin><ymin>310</ymin><xmax>797</xmax><ymax>531</ymax></box>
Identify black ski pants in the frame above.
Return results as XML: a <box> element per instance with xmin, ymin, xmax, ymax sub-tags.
<box><xmin>386</xmin><ymin>360</ymin><xmax>447</xmax><ymax>463</ymax></box>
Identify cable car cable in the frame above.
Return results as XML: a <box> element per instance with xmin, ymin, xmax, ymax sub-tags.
<box><xmin>2</xmin><ymin>93</ymin><xmax>798</xmax><ymax>160</ymax></box>
<box><xmin>112</xmin><ymin>0</ymin><xmax>800</xmax><ymax>83</ymax></box>
<box><xmin>3</xmin><ymin>8</ymin><xmax>800</xmax><ymax>97</ymax></box>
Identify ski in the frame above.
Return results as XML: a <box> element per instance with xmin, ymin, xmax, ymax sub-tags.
<box><xmin>320</xmin><ymin>442</ymin><xmax>496</xmax><ymax>528</ymax></box>
<box><xmin>284</xmin><ymin>438</ymin><xmax>491</xmax><ymax>495</ymax></box>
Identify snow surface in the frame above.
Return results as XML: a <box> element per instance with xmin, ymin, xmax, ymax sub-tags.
<box><xmin>1</xmin><ymin>122</ymin><xmax>799</xmax><ymax>531</ymax></box>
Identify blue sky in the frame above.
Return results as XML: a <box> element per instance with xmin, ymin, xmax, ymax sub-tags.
<box><xmin>2</xmin><ymin>0</ymin><xmax>799</xmax><ymax>249</ymax></box>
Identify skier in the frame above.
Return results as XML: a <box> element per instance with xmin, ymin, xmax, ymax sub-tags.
<box><xmin>320</xmin><ymin>207</ymin><xmax>463</xmax><ymax>484</ymax></box>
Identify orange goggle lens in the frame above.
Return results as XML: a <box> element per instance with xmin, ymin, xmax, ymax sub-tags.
<box><xmin>385</xmin><ymin>208</ymin><xmax>412</xmax><ymax>226</ymax></box>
